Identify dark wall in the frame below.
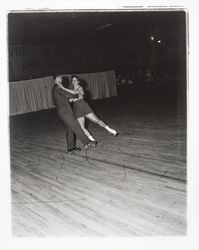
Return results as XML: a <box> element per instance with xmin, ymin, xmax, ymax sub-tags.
<box><xmin>8</xmin><ymin>11</ymin><xmax>187</xmax><ymax>82</ymax></box>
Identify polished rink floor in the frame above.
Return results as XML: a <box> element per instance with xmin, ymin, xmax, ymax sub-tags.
<box><xmin>10</xmin><ymin>85</ymin><xmax>186</xmax><ymax>236</ymax></box>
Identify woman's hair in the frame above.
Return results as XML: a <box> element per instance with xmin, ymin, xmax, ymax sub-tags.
<box><xmin>71</xmin><ymin>75</ymin><xmax>79</xmax><ymax>81</ymax></box>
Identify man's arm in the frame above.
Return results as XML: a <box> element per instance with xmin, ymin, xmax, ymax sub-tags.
<box><xmin>58</xmin><ymin>85</ymin><xmax>78</xmax><ymax>99</ymax></box>
<box><xmin>52</xmin><ymin>86</ymin><xmax>56</xmax><ymax>105</ymax></box>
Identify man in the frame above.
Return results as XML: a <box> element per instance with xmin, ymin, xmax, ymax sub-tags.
<box><xmin>52</xmin><ymin>75</ymin><xmax>94</xmax><ymax>153</ymax></box>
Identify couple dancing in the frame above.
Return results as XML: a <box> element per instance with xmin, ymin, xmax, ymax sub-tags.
<box><xmin>52</xmin><ymin>75</ymin><xmax>118</xmax><ymax>153</ymax></box>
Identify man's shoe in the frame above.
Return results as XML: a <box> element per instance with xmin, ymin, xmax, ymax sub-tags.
<box><xmin>84</xmin><ymin>144</ymin><xmax>89</xmax><ymax>150</ymax></box>
<box><xmin>88</xmin><ymin>140</ymin><xmax>98</xmax><ymax>147</ymax></box>
<box><xmin>68</xmin><ymin>146</ymin><xmax>81</xmax><ymax>154</ymax></box>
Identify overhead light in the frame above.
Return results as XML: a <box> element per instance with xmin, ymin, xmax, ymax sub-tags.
<box><xmin>150</xmin><ymin>36</ymin><xmax>155</xmax><ymax>41</ymax></box>
<box><xmin>157</xmin><ymin>40</ymin><xmax>161</xmax><ymax>43</ymax></box>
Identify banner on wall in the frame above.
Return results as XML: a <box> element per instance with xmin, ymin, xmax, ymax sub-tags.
<box><xmin>9</xmin><ymin>45</ymin><xmax>74</xmax><ymax>81</ymax></box>
<box><xmin>9</xmin><ymin>44</ymin><xmax>107</xmax><ymax>81</ymax></box>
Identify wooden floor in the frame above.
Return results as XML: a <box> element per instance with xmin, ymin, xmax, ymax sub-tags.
<box><xmin>10</xmin><ymin>87</ymin><xmax>187</xmax><ymax>236</ymax></box>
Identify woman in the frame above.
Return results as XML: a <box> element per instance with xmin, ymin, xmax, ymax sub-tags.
<box><xmin>60</xmin><ymin>75</ymin><xmax>119</xmax><ymax>143</ymax></box>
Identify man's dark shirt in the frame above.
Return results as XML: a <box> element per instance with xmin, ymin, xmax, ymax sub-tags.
<box><xmin>52</xmin><ymin>84</ymin><xmax>77</xmax><ymax>116</ymax></box>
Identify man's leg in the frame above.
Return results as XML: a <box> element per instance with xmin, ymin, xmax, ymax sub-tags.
<box><xmin>65</xmin><ymin>126</ymin><xmax>76</xmax><ymax>151</ymax></box>
<box><xmin>60</xmin><ymin>114</ymin><xmax>90</xmax><ymax>146</ymax></box>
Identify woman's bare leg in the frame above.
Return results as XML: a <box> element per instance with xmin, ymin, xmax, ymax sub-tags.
<box><xmin>86</xmin><ymin>113</ymin><xmax>107</xmax><ymax>127</ymax></box>
<box><xmin>86</xmin><ymin>113</ymin><xmax>119</xmax><ymax>136</ymax></box>
<box><xmin>77</xmin><ymin>117</ymin><xmax>96</xmax><ymax>141</ymax></box>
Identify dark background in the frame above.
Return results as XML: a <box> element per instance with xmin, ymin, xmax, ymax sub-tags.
<box><xmin>8</xmin><ymin>11</ymin><xmax>186</xmax><ymax>83</ymax></box>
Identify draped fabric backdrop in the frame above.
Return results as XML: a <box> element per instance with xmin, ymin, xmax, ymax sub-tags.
<box><xmin>9</xmin><ymin>70</ymin><xmax>117</xmax><ymax>115</ymax></box>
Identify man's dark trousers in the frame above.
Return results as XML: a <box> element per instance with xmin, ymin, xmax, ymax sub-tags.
<box><xmin>59</xmin><ymin>113</ymin><xmax>89</xmax><ymax>150</ymax></box>
<box><xmin>52</xmin><ymin>84</ymin><xmax>90</xmax><ymax>151</ymax></box>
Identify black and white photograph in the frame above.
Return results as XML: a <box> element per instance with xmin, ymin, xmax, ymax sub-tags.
<box><xmin>2</xmin><ymin>0</ymin><xmax>199</xmax><ymax>248</ymax></box>
<box><xmin>7</xmin><ymin>9</ymin><xmax>187</xmax><ymax>237</ymax></box>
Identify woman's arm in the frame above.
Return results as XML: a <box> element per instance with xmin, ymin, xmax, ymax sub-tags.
<box><xmin>56</xmin><ymin>84</ymin><xmax>76</xmax><ymax>98</ymax></box>
<box><xmin>60</xmin><ymin>85</ymin><xmax>79</xmax><ymax>94</ymax></box>
<box><xmin>69</xmin><ymin>98</ymin><xmax>79</xmax><ymax>102</ymax></box>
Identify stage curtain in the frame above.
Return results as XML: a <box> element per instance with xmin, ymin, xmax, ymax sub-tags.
<box><xmin>9</xmin><ymin>70</ymin><xmax>117</xmax><ymax>115</ymax></box>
